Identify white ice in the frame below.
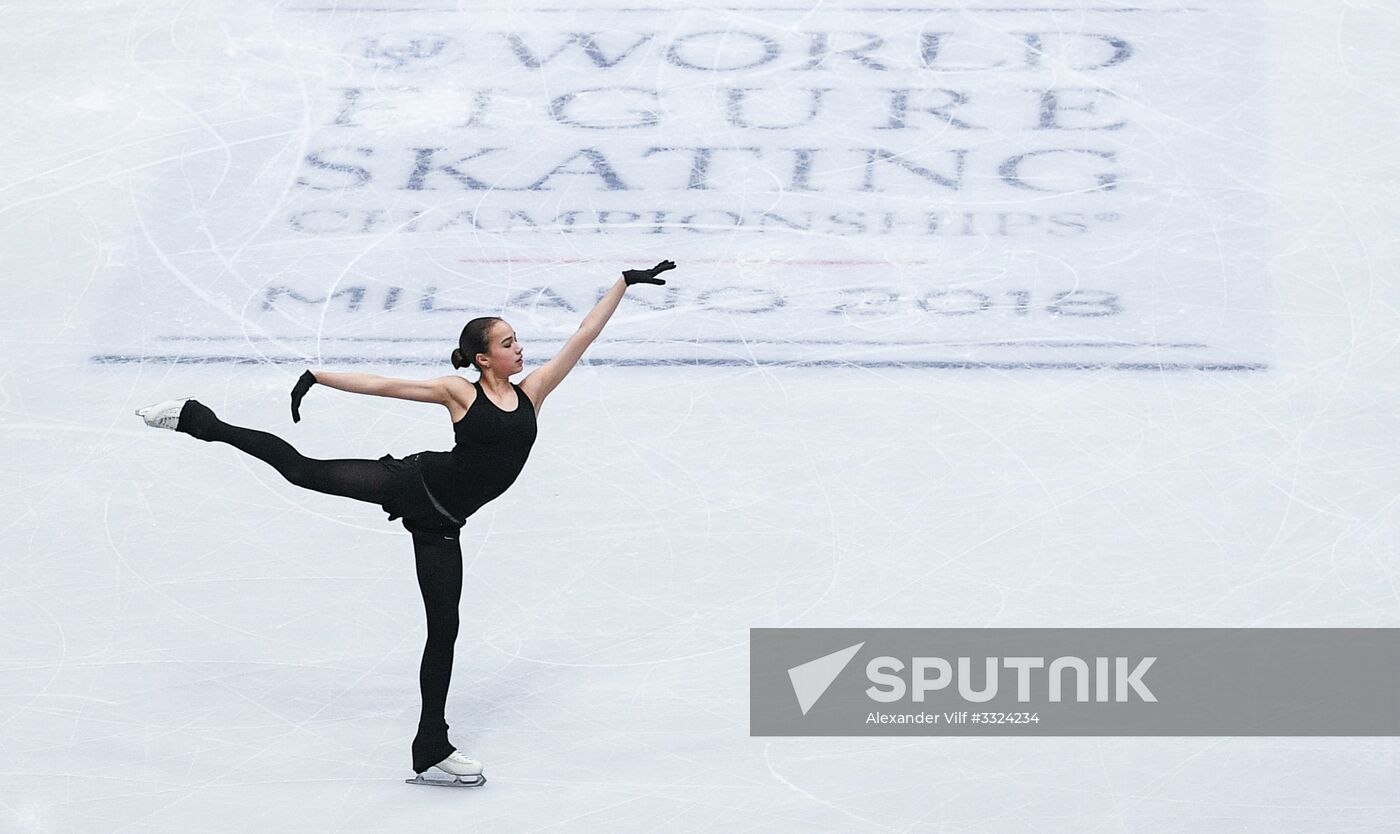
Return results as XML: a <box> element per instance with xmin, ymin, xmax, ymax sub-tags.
<box><xmin>2</xmin><ymin>1</ymin><xmax>1398</xmax><ymax>831</ymax></box>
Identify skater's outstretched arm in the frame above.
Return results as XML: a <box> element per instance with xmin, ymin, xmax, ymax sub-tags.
<box><xmin>521</xmin><ymin>261</ymin><xmax>675</xmax><ymax>409</ymax></box>
<box><xmin>308</xmin><ymin>372</ymin><xmax>456</xmax><ymax>406</ymax></box>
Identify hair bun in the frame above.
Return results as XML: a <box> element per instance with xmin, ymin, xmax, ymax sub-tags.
<box><xmin>450</xmin><ymin>348</ymin><xmax>464</xmax><ymax>369</ymax></box>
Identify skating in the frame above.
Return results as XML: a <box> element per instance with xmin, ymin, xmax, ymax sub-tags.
<box><xmin>136</xmin><ymin>260</ymin><xmax>677</xmax><ymax>784</ymax></box>
<box><xmin>405</xmin><ymin>751</ymin><xmax>486</xmax><ymax>788</ymax></box>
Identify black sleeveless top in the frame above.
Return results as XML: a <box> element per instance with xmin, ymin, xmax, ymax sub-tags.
<box><xmin>419</xmin><ymin>380</ymin><xmax>538</xmax><ymax>522</ymax></box>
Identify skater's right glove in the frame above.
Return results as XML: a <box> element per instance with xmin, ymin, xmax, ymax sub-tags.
<box><xmin>290</xmin><ymin>370</ymin><xmax>317</xmax><ymax>423</ymax></box>
<box><xmin>623</xmin><ymin>260</ymin><xmax>676</xmax><ymax>286</ymax></box>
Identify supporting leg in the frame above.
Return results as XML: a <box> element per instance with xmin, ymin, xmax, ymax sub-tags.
<box><xmin>409</xmin><ymin>530</ymin><xmax>464</xmax><ymax>774</ymax></box>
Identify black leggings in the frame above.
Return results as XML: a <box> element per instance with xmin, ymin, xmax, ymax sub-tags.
<box><xmin>182</xmin><ymin>402</ymin><xmax>462</xmax><ymax>773</ymax></box>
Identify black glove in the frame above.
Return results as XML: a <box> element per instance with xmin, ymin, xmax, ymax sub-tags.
<box><xmin>290</xmin><ymin>370</ymin><xmax>317</xmax><ymax>423</ymax></box>
<box><xmin>623</xmin><ymin>260</ymin><xmax>676</xmax><ymax>286</ymax></box>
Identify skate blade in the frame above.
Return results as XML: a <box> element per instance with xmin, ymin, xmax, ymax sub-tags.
<box><xmin>135</xmin><ymin>397</ymin><xmax>193</xmax><ymax>417</ymax></box>
<box><xmin>405</xmin><ymin>774</ymin><xmax>486</xmax><ymax>788</ymax></box>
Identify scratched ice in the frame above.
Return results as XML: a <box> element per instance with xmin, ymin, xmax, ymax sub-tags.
<box><xmin>2</xmin><ymin>1</ymin><xmax>1397</xmax><ymax>830</ymax></box>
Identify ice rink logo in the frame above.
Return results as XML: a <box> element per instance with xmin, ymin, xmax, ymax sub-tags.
<box><xmin>112</xmin><ymin>6</ymin><xmax>1276</xmax><ymax>373</ymax></box>
<box><xmin>356</xmin><ymin>34</ymin><xmax>463</xmax><ymax>71</ymax></box>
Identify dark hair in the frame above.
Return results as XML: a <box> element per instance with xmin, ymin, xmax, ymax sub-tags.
<box><xmin>451</xmin><ymin>317</ymin><xmax>504</xmax><ymax>371</ymax></box>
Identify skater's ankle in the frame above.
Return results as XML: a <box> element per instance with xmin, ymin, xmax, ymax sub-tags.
<box><xmin>175</xmin><ymin>399</ymin><xmax>218</xmax><ymax>441</ymax></box>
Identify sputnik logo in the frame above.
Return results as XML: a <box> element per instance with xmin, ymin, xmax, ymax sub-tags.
<box><xmin>787</xmin><ymin>642</ymin><xmax>865</xmax><ymax>715</ymax></box>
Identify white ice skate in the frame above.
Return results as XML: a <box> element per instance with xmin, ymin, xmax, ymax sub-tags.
<box><xmin>135</xmin><ymin>398</ymin><xmax>193</xmax><ymax>431</ymax></box>
<box><xmin>405</xmin><ymin>751</ymin><xmax>486</xmax><ymax>788</ymax></box>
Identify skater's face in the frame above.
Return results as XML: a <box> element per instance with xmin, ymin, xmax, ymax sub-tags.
<box><xmin>478</xmin><ymin>321</ymin><xmax>524</xmax><ymax>375</ymax></box>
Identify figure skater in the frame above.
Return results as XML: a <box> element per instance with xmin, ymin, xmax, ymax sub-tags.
<box><xmin>135</xmin><ymin>261</ymin><xmax>677</xmax><ymax>786</ymax></box>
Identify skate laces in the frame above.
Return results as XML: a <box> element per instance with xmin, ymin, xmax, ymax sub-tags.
<box><xmin>145</xmin><ymin>410</ymin><xmax>177</xmax><ymax>429</ymax></box>
<box><xmin>138</xmin><ymin>400</ymin><xmax>186</xmax><ymax>430</ymax></box>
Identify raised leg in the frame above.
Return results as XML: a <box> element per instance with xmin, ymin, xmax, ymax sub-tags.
<box><xmin>182</xmin><ymin>401</ymin><xmax>395</xmax><ymax>506</ymax></box>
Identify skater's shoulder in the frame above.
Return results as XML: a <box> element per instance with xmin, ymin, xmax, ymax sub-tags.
<box><xmin>440</xmin><ymin>375</ymin><xmax>474</xmax><ymax>396</ymax></box>
<box><xmin>441</xmin><ymin>375</ymin><xmax>476</xmax><ymax>420</ymax></box>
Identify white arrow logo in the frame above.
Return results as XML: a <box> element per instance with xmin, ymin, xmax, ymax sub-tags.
<box><xmin>787</xmin><ymin>642</ymin><xmax>865</xmax><ymax>715</ymax></box>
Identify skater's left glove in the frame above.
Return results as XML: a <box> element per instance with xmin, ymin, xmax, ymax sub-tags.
<box><xmin>623</xmin><ymin>260</ymin><xmax>676</xmax><ymax>286</ymax></box>
<box><xmin>290</xmin><ymin>370</ymin><xmax>317</xmax><ymax>423</ymax></box>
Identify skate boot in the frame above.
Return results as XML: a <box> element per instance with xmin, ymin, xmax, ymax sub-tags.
<box><xmin>405</xmin><ymin>751</ymin><xmax>486</xmax><ymax>788</ymax></box>
<box><xmin>135</xmin><ymin>398</ymin><xmax>217</xmax><ymax>439</ymax></box>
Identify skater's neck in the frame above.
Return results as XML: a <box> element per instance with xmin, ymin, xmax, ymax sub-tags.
<box><xmin>477</xmin><ymin>372</ymin><xmax>513</xmax><ymax>396</ymax></box>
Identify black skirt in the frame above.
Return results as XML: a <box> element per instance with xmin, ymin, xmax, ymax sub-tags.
<box><xmin>376</xmin><ymin>453</ymin><xmax>465</xmax><ymax>539</ymax></box>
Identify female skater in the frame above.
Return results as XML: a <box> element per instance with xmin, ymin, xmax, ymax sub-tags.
<box><xmin>135</xmin><ymin>261</ymin><xmax>676</xmax><ymax>786</ymax></box>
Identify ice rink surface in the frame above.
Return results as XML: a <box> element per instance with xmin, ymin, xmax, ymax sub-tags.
<box><xmin>2</xmin><ymin>0</ymin><xmax>1398</xmax><ymax>830</ymax></box>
